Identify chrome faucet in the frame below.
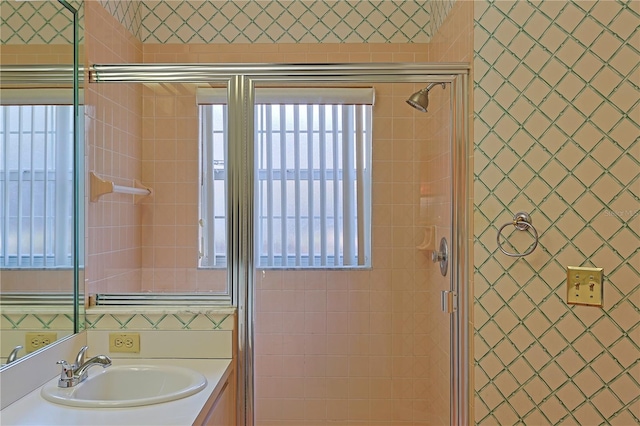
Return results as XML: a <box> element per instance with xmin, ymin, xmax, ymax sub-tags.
<box><xmin>57</xmin><ymin>346</ymin><xmax>112</xmax><ymax>388</ymax></box>
<box><xmin>74</xmin><ymin>345</ymin><xmax>88</xmax><ymax>367</ymax></box>
<box><xmin>6</xmin><ymin>345</ymin><xmax>23</xmax><ymax>364</ymax></box>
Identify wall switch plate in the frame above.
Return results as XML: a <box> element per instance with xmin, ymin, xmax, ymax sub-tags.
<box><xmin>108</xmin><ymin>333</ymin><xmax>140</xmax><ymax>353</ymax></box>
<box><xmin>567</xmin><ymin>266</ymin><xmax>604</xmax><ymax>307</ymax></box>
<box><xmin>25</xmin><ymin>332</ymin><xmax>57</xmax><ymax>353</ymax></box>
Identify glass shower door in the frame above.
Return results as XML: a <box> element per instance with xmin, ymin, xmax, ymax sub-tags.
<box><xmin>417</xmin><ymin>80</ymin><xmax>455</xmax><ymax>425</ymax></box>
<box><xmin>251</xmin><ymin>80</ymin><xmax>459</xmax><ymax>425</ymax></box>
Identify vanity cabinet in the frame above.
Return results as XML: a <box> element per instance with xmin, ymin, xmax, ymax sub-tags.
<box><xmin>194</xmin><ymin>360</ymin><xmax>235</xmax><ymax>426</ymax></box>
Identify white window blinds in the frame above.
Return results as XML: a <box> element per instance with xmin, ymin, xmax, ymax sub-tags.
<box><xmin>0</xmin><ymin>90</ymin><xmax>74</xmax><ymax>267</ymax></box>
<box><xmin>199</xmin><ymin>87</ymin><xmax>373</xmax><ymax>268</ymax></box>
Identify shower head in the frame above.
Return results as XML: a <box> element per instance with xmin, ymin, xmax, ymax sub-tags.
<box><xmin>406</xmin><ymin>82</ymin><xmax>446</xmax><ymax>113</ymax></box>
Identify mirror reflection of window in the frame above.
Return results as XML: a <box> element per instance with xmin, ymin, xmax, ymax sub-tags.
<box><xmin>0</xmin><ymin>90</ymin><xmax>75</xmax><ymax>268</ymax></box>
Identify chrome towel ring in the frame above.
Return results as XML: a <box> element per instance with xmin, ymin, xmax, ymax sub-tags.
<box><xmin>496</xmin><ymin>211</ymin><xmax>539</xmax><ymax>257</ymax></box>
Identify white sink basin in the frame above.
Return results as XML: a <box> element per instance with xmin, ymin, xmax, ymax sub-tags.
<box><xmin>41</xmin><ymin>365</ymin><xmax>207</xmax><ymax>408</ymax></box>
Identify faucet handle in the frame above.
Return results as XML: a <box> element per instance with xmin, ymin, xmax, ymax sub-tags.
<box><xmin>6</xmin><ymin>345</ymin><xmax>23</xmax><ymax>364</ymax></box>
<box><xmin>57</xmin><ymin>360</ymin><xmax>73</xmax><ymax>377</ymax></box>
<box><xmin>74</xmin><ymin>346</ymin><xmax>88</xmax><ymax>368</ymax></box>
<box><xmin>57</xmin><ymin>360</ymin><xmax>75</xmax><ymax>387</ymax></box>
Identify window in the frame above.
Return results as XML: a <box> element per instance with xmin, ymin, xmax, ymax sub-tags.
<box><xmin>199</xmin><ymin>88</ymin><xmax>373</xmax><ymax>268</ymax></box>
<box><xmin>0</xmin><ymin>90</ymin><xmax>75</xmax><ymax>267</ymax></box>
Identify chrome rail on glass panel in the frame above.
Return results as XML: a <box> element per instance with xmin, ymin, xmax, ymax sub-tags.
<box><xmin>0</xmin><ymin>65</ymin><xmax>79</xmax><ymax>84</ymax></box>
<box><xmin>88</xmin><ymin>63</ymin><xmax>469</xmax><ymax>83</ymax></box>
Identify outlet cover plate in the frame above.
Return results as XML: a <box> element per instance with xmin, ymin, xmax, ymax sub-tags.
<box><xmin>25</xmin><ymin>332</ymin><xmax>58</xmax><ymax>353</ymax></box>
<box><xmin>109</xmin><ymin>333</ymin><xmax>140</xmax><ymax>353</ymax></box>
<box><xmin>567</xmin><ymin>266</ymin><xmax>604</xmax><ymax>307</ymax></box>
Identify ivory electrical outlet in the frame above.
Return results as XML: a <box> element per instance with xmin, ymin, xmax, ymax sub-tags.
<box><xmin>567</xmin><ymin>266</ymin><xmax>604</xmax><ymax>307</ymax></box>
<box><xmin>25</xmin><ymin>332</ymin><xmax>57</xmax><ymax>353</ymax></box>
<box><xmin>109</xmin><ymin>332</ymin><xmax>140</xmax><ymax>353</ymax></box>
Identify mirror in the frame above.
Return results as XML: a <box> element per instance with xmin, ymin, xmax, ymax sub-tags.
<box><xmin>0</xmin><ymin>0</ymin><xmax>82</xmax><ymax>369</ymax></box>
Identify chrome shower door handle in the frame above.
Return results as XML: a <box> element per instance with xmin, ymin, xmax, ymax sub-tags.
<box><xmin>441</xmin><ymin>290</ymin><xmax>457</xmax><ymax>314</ymax></box>
<box><xmin>431</xmin><ymin>237</ymin><xmax>449</xmax><ymax>276</ymax></box>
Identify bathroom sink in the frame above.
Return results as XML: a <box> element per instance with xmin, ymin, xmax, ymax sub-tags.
<box><xmin>41</xmin><ymin>365</ymin><xmax>207</xmax><ymax>408</ymax></box>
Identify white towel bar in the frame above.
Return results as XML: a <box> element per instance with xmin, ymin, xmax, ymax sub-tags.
<box><xmin>90</xmin><ymin>171</ymin><xmax>152</xmax><ymax>203</ymax></box>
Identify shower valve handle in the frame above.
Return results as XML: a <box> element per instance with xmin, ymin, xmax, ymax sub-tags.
<box><xmin>431</xmin><ymin>237</ymin><xmax>449</xmax><ymax>277</ymax></box>
<box><xmin>432</xmin><ymin>250</ymin><xmax>446</xmax><ymax>263</ymax></box>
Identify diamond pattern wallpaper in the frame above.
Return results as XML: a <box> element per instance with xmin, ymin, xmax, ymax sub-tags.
<box><xmin>474</xmin><ymin>1</ymin><xmax>639</xmax><ymax>424</ymax></box>
<box><xmin>99</xmin><ymin>0</ymin><xmax>142</xmax><ymax>40</ymax></box>
<box><xmin>1</xmin><ymin>0</ymin><xmax>454</xmax><ymax>45</ymax></box>
<box><xmin>0</xmin><ymin>0</ymin><xmax>455</xmax><ymax>44</ymax></box>
<box><xmin>136</xmin><ymin>0</ymin><xmax>446</xmax><ymax>44</ymax></box>
<box><xmin>0</xmin><ymin>0</ymin><xmax>83</xmax><ymax>44</ymax></box>
<box><xmin>1</xmin><ymin>313</ymin><xmax>75</xmax><ymax>331</ymax></box>
<box><xmin>85</xmin><ymin>312</ymin><xmax>233</xmax><ymax>330</ymax></box>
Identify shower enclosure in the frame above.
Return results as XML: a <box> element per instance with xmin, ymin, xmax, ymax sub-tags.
<box><xmin>89</xmin><ymin>62</ymin><xmax>470</xmax><ymax>425</ymax></box>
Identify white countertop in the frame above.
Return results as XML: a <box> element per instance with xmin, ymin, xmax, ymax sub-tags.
<box><xmin>0</xmin><ymin>358</ymin><xmax>232</xmax><ymax>426</ymax></box>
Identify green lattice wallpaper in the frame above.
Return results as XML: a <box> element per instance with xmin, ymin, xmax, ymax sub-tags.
<box><xmin>138</xmin><ymin>0</ymin><xmax>428</xmax><ymax>43</ymax></box>
<box><xmin>474</xmin><ymin>0</ymin><xmax>639</xmax><ymax>424</ymax></box>
<box><xmin>85</xmin><ymin>311</ymin><xmax>233</xmax><ymax>330</ymax></box>
<box><xmin>1</xmin><ymin>312</ymin><xmax>75</xmax><ymax>331</ymax></box>
<box><xmin>2</xmin><ymin>1</ymin><xmax>457</xmax><ymax>46</ymax></box>
<box><xmin>125</xmin><ymin>0</ymin><xmax>455</xmax><ymax>44</ymax></box>
<box><xmin>99</xmin><ymin>0</ymin><xmax>142</xmax><ymax>40</ymax></box>
<box><xmin>0</xmin><ymin>0</ymin><xmax>83</xmax><ymax>44</ymax></box>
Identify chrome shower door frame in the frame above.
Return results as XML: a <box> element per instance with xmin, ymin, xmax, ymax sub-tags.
<box><xmin>86</xmin><ymin>62</ymin><xmax>471</xmax><ymax>426</ymax></box>
<box><xmin>240</xmin><ymin>65</ymin><xmax>470</xmax><ymax>426</ymax></box>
